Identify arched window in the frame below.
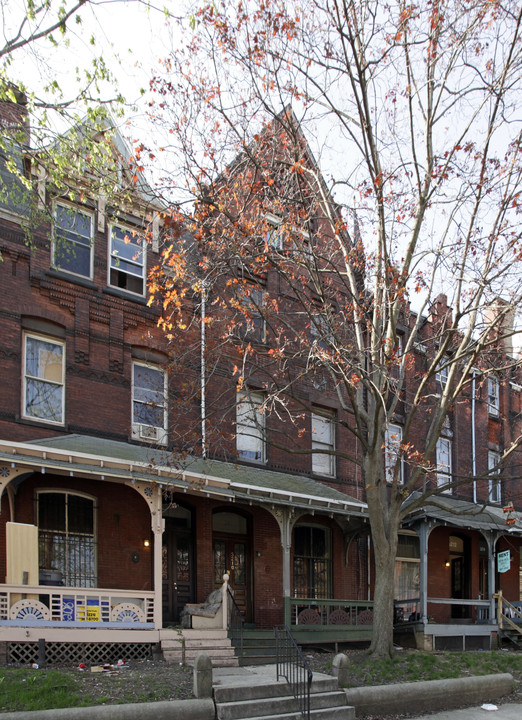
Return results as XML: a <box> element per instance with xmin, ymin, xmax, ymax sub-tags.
<box><xmin>38</xmin><ymin>491</ymin><xmax>96</xmax><ymax>588</ymax></box>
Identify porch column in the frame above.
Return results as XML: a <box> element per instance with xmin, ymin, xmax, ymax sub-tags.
<box><xmin>487</xmin><ymin>532</ymin><xmax>498</xmax><ymax>624</ymax></box>
<box><xmin>126</xmin><ymin>481</ymin><xmax>165</xmax><ymax>629</ymax></box>
<box><xmin>418</xmin><ymin>522</ymin><xmax>429</xmax><ymax>624</ymax></box>
<box><xmin>267</xmin><ymin>506</ymin><xmax>304</xmax><ymax>626</ymax></box>
<box><xmin>151</xmin><ymin>486</ymin><xmax>165</xmax><ymax>628</ymax></box>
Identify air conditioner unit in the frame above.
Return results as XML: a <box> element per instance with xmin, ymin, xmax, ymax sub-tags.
<box><xmin>139</xmin><ymin>424</ymin><xmax>159</xmax><ymax>441</ymax></box>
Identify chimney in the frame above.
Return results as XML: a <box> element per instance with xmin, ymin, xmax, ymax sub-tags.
<box><xmin>0</xmin><ymin>83</ymin><xmax>30</xmax><ymax>147</ymax></box>
<box><xmin>485</xmin><ymin>298</ymin><xmax>516</xmax><ymax>357</ymax></box>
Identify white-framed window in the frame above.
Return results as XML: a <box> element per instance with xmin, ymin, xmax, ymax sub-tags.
<box><xmin>488</xmin><ymin>377</ymin><xmax>500</xmax><ymax>417</ymax></box>
<box><xmin>237</xmin><ymin>391</ymin><xmax>265</xmax><ymax>462</ymax></box>
<box><xmin>312</xmin><ymin>411</ymin><xmax>335</xmax><ymax>477</ymax></box>
<box><xmin>132</xmin><ymin>362</ymin><xmax>167</xmax><ymax>444</ymax></box>
<box><xmin>435</xmin><ymin>359</ymin><xmax>448</xmax><ymax>387</ymax></box>
<box><xmin>488</xmin><ymin>451</ymin><xmax>501</xmax><ymax>504</ymax></box>
<box><xmin>52</xmin><ymin>203</ymin><xmax>94</xmax><ymax>279</ymax></box>
<box><xmin>436</xmin><ymin>437</ymin><xmax>452</xmax><ymax>490</ymax></box>
<box><xmin>109</xmin><ymin>223</ymin><xmax>145</xmax><ymax>296</ymax></box>
<box><xmin>38</xmin><ymin>490</ymin><xmax>96</xmax><ymax>588</ymax></box>
<box><xmin>264</xmin><ymin>213</ymin><xmax>283</xmax><ymax>250</ymax></box>
<box><xmin>394</xmin><ymin>533</ymin><xmax>420</xmax><ymax>622</ymax></box>
<box><xmin>23</xmin><ymin>333</ymin><xmax>65</xmax><ymax>424</ymax></box>
<box><xmin>385</xmin><ymin>423</ymin><xmax>404</xmax><ymax>484</ymax></box>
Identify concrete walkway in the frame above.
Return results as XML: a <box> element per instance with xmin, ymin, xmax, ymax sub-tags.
<box><xmin>406</xmin><ymin>704</ymin><xmax>522</xmax><ymax>720</ymax></box>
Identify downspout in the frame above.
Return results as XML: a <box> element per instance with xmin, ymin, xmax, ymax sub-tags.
<box><xmin>472</xmin><ymin>370</ymin><xmax>477</xmax><ymax>503</ymax></box>
<box><xmin>201</xmin><ymin>282</ymin><xmax>207</xmax><ymax>459</ymax></box>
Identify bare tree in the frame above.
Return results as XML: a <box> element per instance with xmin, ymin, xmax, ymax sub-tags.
<box><xmin>146</xmin><ymin>0</ymin><xmax>522</xmax><ymax>657</ymax></box>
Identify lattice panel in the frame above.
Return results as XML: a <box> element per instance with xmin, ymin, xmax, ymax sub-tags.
<box><xmin>8</xmin><ymin>642</ymin><xmax>153</xmax><ymax>666</ymax></box>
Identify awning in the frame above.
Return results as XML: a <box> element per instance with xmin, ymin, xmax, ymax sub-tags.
<box><xmin>0</xmin><ymin>434</ymin><xmax>367</xmax><ymax>518</ymax></box>
<box><xmin>402</xmin><ymin>492</ymin><xmax>522</xmax><ymax>535</ymax></box>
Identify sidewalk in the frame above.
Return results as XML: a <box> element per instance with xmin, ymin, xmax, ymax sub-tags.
<box><xmin>403</xmin><ymin>703</ymin><xmax>522</xmax><ymax>720</ymax></box>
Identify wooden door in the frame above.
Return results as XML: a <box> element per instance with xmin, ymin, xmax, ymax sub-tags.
<box><xmin>162</xmin><ymin>520</ymin><xmax>194</xmax><ymax>625</ymax></box>
<box><xmin>213</xmin><ymin>537</ymin><xmax>251</xmax><ymax>622</ymax></box>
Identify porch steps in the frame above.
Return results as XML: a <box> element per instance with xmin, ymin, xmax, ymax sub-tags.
<box><xmin>214</xmin><ymin>675</ymin><xmax>354</xmax><ymax>720</ymax></box>
<box><xmin>234</xmin><ymin>630</ymin><xmax>278</xmax><ymax>666</ymax></box>
<box><xmin>161</xmin><ymin>629</ymin><xmax>238</xmax><ymax>667</ymax></box>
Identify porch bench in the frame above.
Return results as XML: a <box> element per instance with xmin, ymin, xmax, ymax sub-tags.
<box><xmin>181</xmin><ymin>589</ymin><xmax>224</xmax><ymax>629</ymax></box>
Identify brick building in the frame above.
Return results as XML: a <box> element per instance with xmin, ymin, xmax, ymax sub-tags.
<box><xmin>0</xmin><ymin>95</ymin><xmax>521</xmax><ymax>664</ymax></box>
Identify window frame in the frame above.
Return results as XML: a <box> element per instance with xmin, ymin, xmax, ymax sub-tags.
<box><xmin>311</xmin><ymin>410</ymin><xmax>335</xmax><ymax>477</ymax></box>
<box><xmin>488</xmin><ymin>376</ymin><xmax>500</xmax><ymax>417</ymax></box>
<box><xmin>22</xmin><ymin>332</ymin><xmax>65</xmax><ymax>425</ymax></box>
<box><xmin>108</xmin><ymin>222</ymin><xmax>146</xmax><ymax>297</ymax></box>
<box><xmin>236</xmin><ymin>391</ymin><xmax>266</xmax><ymax>463</ymax></box>
<box><xmin>385</xmin><ymin>423</ymin><xmax>404</xmax><ymax>484</ymax></box>
<box><xmin>52</xmin><ymin>201</ymin><xmax>94</xmax><ymax>280</ymax></box>
<box><xmin>131</xmin><ymin>361</ymin><xmax>168</xmax><ymax>445</ymax></box>
<box><xmin>488</xmin><ymin>450</ymin><xmax>501</xmax><ymax>504</ymax></box>
<box><xmin>37</xmin><ymin>489</ymin><xmax>97</xmax><ymax>588</ymax></box>
<box><xmin>436</xmin><ymin>436</ymin><xmax>452</xmax><ymax>491</ymax></box>
<box><xmin>263</xmin><ymin>213</ymin><xmax>283</xmax><ymax>250</ymax></box>
<box><xmin>435</xmin><ymin>359</ymin><xmax>448</xmax><ymax>387</ymax></box>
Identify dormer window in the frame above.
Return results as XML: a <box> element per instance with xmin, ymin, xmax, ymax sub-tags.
<box><xmin>109</xmin><ymin>223</ymin><xmax>145</xmax><ymax>296</ymax></box>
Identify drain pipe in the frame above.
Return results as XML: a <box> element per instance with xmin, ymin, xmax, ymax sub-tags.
<box><xmin>201</xmin><ymin>281</ymin><xmax>207</xmax><ymax>459</ymax></box>
<box><xmin>472</xmin><ymin>370</ymin><xmax>477</xmax><ymax>503</ymax></box>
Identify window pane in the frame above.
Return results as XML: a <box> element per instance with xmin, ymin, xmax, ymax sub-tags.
<box><xmin>68</xmin><ymin>495</ymin><xmax>94</xmax><ymax>534</ymax></box>
<box><xmin>54</xmin><ymin>242</ymin><xmax>91</xmax><ymax>276</ymax></box>
<box><xmin>25</xmin><ymin>378</ymin><xmax>63</xmax><ymax>422</ymax></box>
<box><xmin>26</xmin><ymin>337</ymin><xmax>63</xmax><ymax>381</ymax></box>
<box><xmin>56</xmin><ymin>206</ymin><xmax>91</xmax><ymax>241</ymax></box>
<box><xmin>111</xmin><ymin>227</ymin><xmax>143</xmax><ymax>265</ymax></box>
<box><xmin>134</xmin><ymin>402</ymin><xmax>164</xmax><ymax>426</ymax></box>
<box><xmin>39</xmin><ymin>493</ymin><xmax>66</xmax><ymax>532</ymax></box>
<box><xmin>132</xmin><ymin>364</ymin><xmax>166</xmax><ymax>428</ymax></box>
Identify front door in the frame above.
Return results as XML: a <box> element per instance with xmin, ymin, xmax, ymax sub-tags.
<box><xmin>450</xmin><ymin>534</ymin><xmax>470</xmax><ymax>619</ymax></box>
<box><xmin>212</xmin><ymin>510</ymin><xmax>252</xmax><ymax>622</ymax></box>
<box><xmin>162</xmin><ymin>517</ymin><xmax>194</xmax><ymax>625</ymax></box>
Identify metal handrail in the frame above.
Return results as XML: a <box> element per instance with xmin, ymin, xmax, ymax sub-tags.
<box><xmin>227</xmin><ymin>587</ymin><xmax>245</xmax><ymax>655</ymax></box>
<box><xmin>275</xmin><ymin>624</ymin><xmax>312</xmax><ymax>720</ymax></box>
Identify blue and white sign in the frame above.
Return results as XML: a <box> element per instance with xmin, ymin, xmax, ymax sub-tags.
<box><xmin>497</xmin><ymin>550</ymin><xmax>511</xmax><ymax>573</ymax></box>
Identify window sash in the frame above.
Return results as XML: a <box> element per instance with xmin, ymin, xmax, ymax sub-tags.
<box><xmin>436</xmin><ymin>437</ymin><xmax>452</xmax><ymax>489</ymax></box>
<box><xmin>109</xmin><ymin>224</ymin><xmax>145</xmax><ymax>295</ymax></box>
<box><xmin>312</xmin><ymin>413</ymin><xmax>335</xmax><ymax>476</ymax></box>
<box><xmin>385</xmin><ymin>424</ymin><xmax>404</xmax><ymax>484</ymax></box>
<box><xmin>23</xmin><ymin>334</ymin><xmax>64</xmax><ymax>424</ymax></box>
<box><xmin>237</xmin><ymin>392</ymin><xmax>265</xmax><ymax>462</ymax></box>
<box><xmin>488</xmin><ymin>451</ymin><xmax>501</xmax><ymax>503</ymax></box>
<box><xmin>488</xmin><ymin>377</ymin><xmax>500</xmax><ymax>416</ymax></box>
<box><xmin>132</xmin><ymin>363</ymin><xmax>166</xmax><ymax>429</ymax></box>
<box><xmin>53</xmin><ymin>204</ymin><xmax>93</xmax><ymax>279</ymax></box>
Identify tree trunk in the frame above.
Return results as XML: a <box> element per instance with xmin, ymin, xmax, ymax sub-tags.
<box><xmin>365</xmin><ymin>451</ymin><xmax>401</xmax><ymax>658</ymax></box>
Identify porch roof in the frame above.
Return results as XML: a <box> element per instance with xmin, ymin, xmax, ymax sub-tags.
<box><xmin>402</xmin><ymin>492</ymin><xmax>522</xmax><ymax>535</ymax></box>
<box><xmin>0</xmin><ymin>434</ymin><xmax>366</xmax><ymax>517</ymax></box>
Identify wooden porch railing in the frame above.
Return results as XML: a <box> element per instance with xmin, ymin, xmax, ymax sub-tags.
<box><xmin>284</xmin><ymin>597</ymin><xmax>374</xmax><ymax>627</ymax></box>
<box><xmin>495</xmin><ymin>590</ymin><xmax>522</xmax><ymax>640</ymax></box>
<box><xmin>0</xmin><ymin>584</ymin><xmax>155</xmax><ymax>625</ymax></box>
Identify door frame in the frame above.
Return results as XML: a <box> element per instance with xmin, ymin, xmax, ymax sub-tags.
<box><xmin>212</xmin><ymin>507</ymin><xmax>253</xmax><ymax>623</ymax></box>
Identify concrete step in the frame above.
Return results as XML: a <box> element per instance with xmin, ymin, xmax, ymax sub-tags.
<box><xmin>238</xmin><ymin>654</ymin><xmax>277</xmax><ymax>666</ymax></box>
<box><xmin>234</xmin><ymin>708</ymin><xmax>354</xmax><ymax>720</ymax></box>
<box><xmin>164</xmin><ymin>649</ymin><xmax>238</xmax><ymax>667</ymax></box>
<box><xmin>216</xmin><ymin>691</ymin><xmax>348</xmax><ymax>720</ymax></box>
<box><xmin>214</xmin><ymin>677</ymin><xmax>338</xmax><ymax>703</ymax></box>
<box><xmin>237</xmin><ymin>645</ymin><xmax>278</xmax><ymax>656</ymax></box>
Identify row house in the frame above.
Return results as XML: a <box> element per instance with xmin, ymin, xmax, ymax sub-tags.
<box><xmin>0</xmin><ymin>95</ymin><xmax>521</xmax><ymax>665</ymax></box>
